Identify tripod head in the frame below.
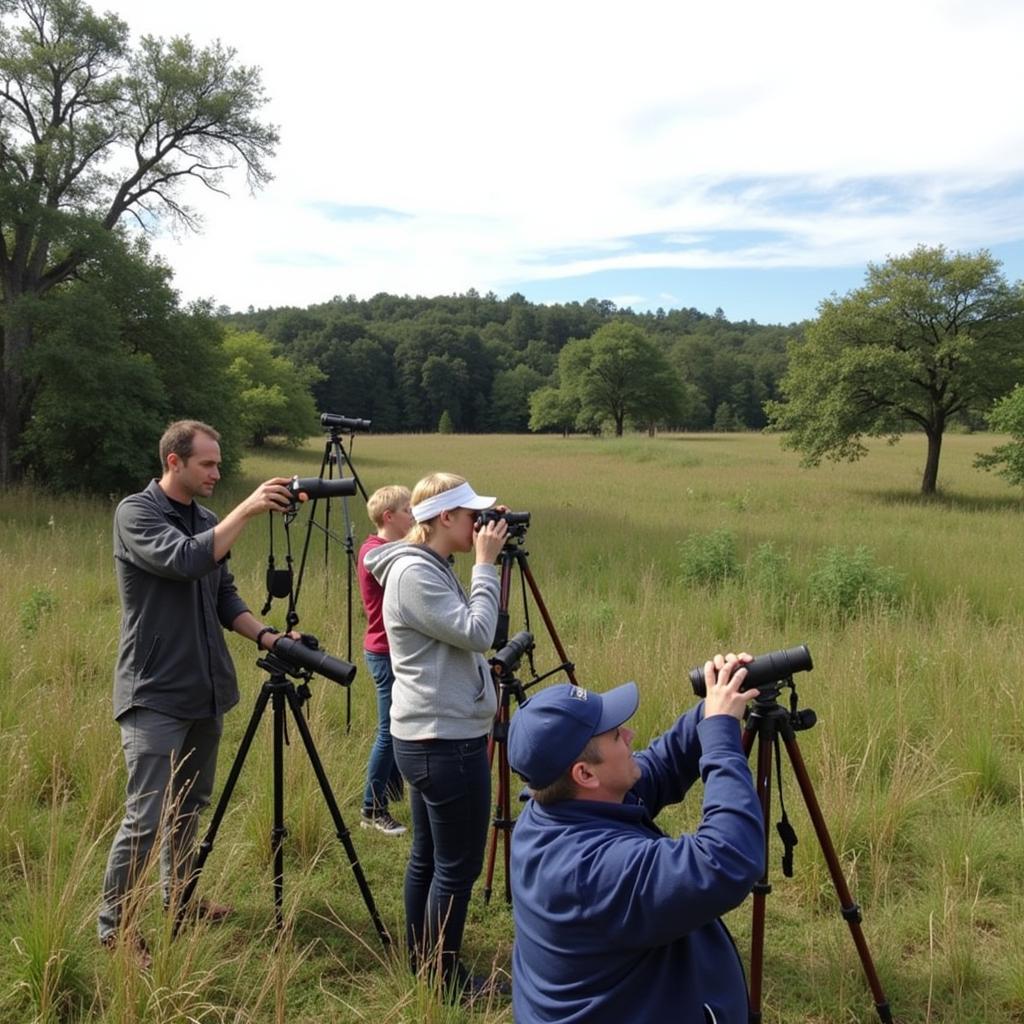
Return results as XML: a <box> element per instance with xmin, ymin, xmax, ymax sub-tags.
<box><xmin>259</xmin><ymin>634</ymin><xmax>356</xmax><ymax>693</ymax></box>
<box><xmin>744</xmin><ymin>673</ymin><xmax>817</xmax><ymax>736</ymax></box>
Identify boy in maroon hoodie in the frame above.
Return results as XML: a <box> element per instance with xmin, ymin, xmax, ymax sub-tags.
<box><xmin>358</xmin><ymin>485</ymin><xmax>414</xmax><ymax>833</ymax></box>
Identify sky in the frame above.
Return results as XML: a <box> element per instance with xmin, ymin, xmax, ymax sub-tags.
<box><xmin>98</xmin><ymin>0</ymin><xmax>1024</xmax><ymax>325</ymax></box>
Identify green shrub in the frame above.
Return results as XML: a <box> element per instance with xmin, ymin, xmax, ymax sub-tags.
<box><xmin>19</xmin><ymin>587</ymin><xmax>57</xmax><ymax>634</ymax></box>
<box><xmin>678</xmin><ymin>528</ymin><xmax>738</xmax><ymax>587</ymax></box>
<box><xmin>806</xmin><ymin>545</ymin><xmax>903</xmax><ymax>619</ymax></box>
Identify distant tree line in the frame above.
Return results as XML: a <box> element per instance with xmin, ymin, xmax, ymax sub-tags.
<box><xmin>220</xmin><ymin>293</ymin><xmax>798</xmax><ymax>437</ymax></box>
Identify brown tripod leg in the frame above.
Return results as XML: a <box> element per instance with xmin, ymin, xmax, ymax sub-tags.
<box><xmin>780</xmin><ymin>731</ymin><xmax>893</xmax><ymax>1022</ymax></box>
<box><xmin>742</xmin><ymin>708</ymin><xmax>893</xmax><ymax>1024</ymax></box>
<box><xmin>483</xmin><ymin>544</ymin><xmax>577</xmax><ymax>905</ymax></box>
<box><xmin>483</xmin><ymin>694</ymin><xmax>514</xmax><ymax>904</ymax></box>
<box><xmin>519</xmin><ymin>560</ymin><xmax>577</xmax><ymax>685</ymax></box>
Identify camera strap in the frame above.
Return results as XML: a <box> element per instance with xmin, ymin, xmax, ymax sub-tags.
<box><xmin>261</xmin><ymin>512</ymin><xmax>294</xmax><ymax>615</ymax></box>
<box><xmin>774</xmin><ymin>738</ymin><xmax>798</xmax><ymax>878</ymax></box>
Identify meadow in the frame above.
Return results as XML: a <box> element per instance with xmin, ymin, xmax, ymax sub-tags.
<box><xmin>1</xmin><ymin>431</ymin><xmax>1022</xmax><ymax>1024</ymax></box>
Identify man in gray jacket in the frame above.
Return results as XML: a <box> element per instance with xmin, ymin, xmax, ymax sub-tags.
<box><xmin>99</xmin><ymin>420</ymin><xmax>294</xmax><ymax>965</ymax></box>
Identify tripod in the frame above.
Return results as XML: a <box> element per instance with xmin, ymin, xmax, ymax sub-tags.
<box><xmin>174</xmin><ymin>651</ymin><xmax>391</xmax><ymax>948</ymax></box>
<box><xmin>742</xmin><ymin>680</ymin><xmax>892</xmax><ymax>1023</ymax></box>
<box><xmin>256</xmin><ymin>430</ymin><xmax>369</xmax><ymax>741</ymax></box>
<box><xmin>483</xmin><ymin>537</ymin><xmax>577</xmax><ymax>904</ymax></box>
<box><xmin>293</xmin><ymin>429</ymin><xmax>368</xmax><ymax>732</ymax></box>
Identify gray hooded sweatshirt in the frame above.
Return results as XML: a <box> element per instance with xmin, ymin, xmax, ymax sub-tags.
<box><xmin>365</xmin><ymin>542</ymin><xmax>499</xmax><ymax>740</ymax></box>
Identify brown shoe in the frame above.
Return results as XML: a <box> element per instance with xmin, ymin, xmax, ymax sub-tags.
<box><xmin>101</xmin><ymin>931</ymin><xmax>152</xmax><ymax>970</ymax></box>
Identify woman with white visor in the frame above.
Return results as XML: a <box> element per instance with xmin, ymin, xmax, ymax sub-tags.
<box><xmin>364</xmin><ymin>473</ymin><xmax>507</xmax><ymax>999</ymax></box>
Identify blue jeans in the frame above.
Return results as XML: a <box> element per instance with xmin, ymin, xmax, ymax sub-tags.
<box><xmin>392</xmin><ymin>735</ymin><xmax>491</xmax><ymax>983</ymax></box>
<box><xmin>361</xmin><ymin>651</ymin><xmax>404</xmax><ymax>811</ymax></box>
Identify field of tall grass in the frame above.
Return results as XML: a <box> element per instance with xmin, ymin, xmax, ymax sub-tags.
<box><xmin>1</xmin><ymin>431</ymin><xmax>1022</xmax><ymax>1023</ymax></box>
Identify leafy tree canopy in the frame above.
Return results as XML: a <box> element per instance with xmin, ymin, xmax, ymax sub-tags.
<box><xmin>223</xmin><ymin>329</ymin><xmax>320</xmax><ymax>447</ymax></box>
<box><xmin>19</xmin><ymin>235</ymin><xmax>241</xmax><ymax>492</ymax></box>
<box><xmin>558</xmin><ymin>320</ymin><xmax>684</xmax><ymax>436</ymax></box>
<box><xmin>975</xmin><ymin>385</ymin><xmax>1024</xmax><ymax>487</ymax></box>
<box><xmin>1</xmin><ymin>0</ymin><xmax>277</xmax><ymax>483</ymax></box>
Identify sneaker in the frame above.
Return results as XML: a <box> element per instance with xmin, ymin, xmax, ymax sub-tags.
<box><xmin>360</xmin><ymin>808</ymin><xmax>407</xmax><ymax>835</ymax></box>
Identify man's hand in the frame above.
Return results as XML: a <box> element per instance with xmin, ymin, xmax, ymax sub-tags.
<box><xmin>214</xmin><ymin>478</ymin><xmax>294</xmax><ymax>562</ymax></box>
<box><xmin>236</xmin><ymin>477</ymin><xmax>294</xmax><ymax>520</ymax></box>
<box><xmin>258</xmin><ymin>628</ymin><xmax>303</xmax><ymax>652</ymax></box>
<box><xmin>702</xmin><ymin>652</ymin><xmax>760</xmax><ymax>720</ymax></box>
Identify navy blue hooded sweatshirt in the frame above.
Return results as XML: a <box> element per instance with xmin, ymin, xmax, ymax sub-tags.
<box><xmin>510</xmin><ymin>706</ymin><xmax>764</xmax><ymax>1023</ymax></box>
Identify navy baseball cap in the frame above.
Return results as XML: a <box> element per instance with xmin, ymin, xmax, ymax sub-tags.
<box><xmin>508</xmin><ymin>681</ymin><xmax>639</xmax><ymax>790</ymax></box>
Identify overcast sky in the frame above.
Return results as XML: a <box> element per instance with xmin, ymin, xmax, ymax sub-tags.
<box><xmin>104</xmin><ymin>0</ymin><xmax>1024</xmax><ymax>324</ymax></box>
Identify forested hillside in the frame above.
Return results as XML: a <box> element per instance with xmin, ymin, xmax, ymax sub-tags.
<box><xmin>222</xmin><ymin>292</ymin><xmax>801</xmax><ymax>434</ymax></box>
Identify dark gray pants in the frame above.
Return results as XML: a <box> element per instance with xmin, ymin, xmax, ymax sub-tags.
<box><xmin>98</xmin><ymin>708</ymin><xmax>222</xmax><ymax>940</ymax></box>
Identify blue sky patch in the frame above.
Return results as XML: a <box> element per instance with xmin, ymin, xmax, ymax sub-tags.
<box><xmin>309</xmin><ymin>202</ymin><xmax>412</xmax><ymax>222</ymax></box>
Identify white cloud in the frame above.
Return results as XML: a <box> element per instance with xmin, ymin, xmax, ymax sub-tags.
<box><xmin>98</xmin><ymin>0</ymin><xmax>1024</xmax><ymax>310</ymax></box>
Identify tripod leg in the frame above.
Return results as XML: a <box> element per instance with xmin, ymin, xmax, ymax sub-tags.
<box><xmin>494</xmin><ymin>553</ymin><xmax>515</xmax><ymax>650</ymax></box>
<box><xmin>483</xmin><ymin>765</ymin><xmax>502</xmax><ymax>904</ymax></box>
<box><xmin>283</xmin><ymin>687</ymin><xmax>392</xmax><ymax>949</ymax></box>
<box><xmin>483</xmin><ymin>733</ymin><xmax>514</xmax><ymax>905</ymax></box>
<box><xmin>345</xmin><ymin>535</ymin><xmax>354</xmax><ymax>733</ymax></box>
<box><xmin>483</xmin><ymin>700</ymin><xmax>509</xmax><ymax>903</ymax></box>
<box><xmin>745</xmin><ymin>726</ymin><xmax>775</xmax><ymax>1024</ymax></box>
<box><xmin>174</xmin><ymin>684</ymin><xmax>272</xmax><ymax>937</ymax></box>
<box><xmin>520</xmin><ymin>561</ymin><xmax>578</xmax><ymax>685</ymax></box>
<box><xmin>499</xmin><ymin>736</ymin><xmax>513</xmax><ymax>904</ymax></box>
<box><xmin>272</xmin><ymin>689</ymin><xmax>287</xmax><ymax>931</ymax></box>
<box><xmin>781</xmin><ymin>734</ymin><xmax>893</xmax><ymax>1023</ymax></box>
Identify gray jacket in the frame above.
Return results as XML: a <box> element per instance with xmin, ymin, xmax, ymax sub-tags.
<box><xmin>365</xmin><ymin>542</ymin><xmax>499</xmax><ymax>740</ymax></box>
<box><xmin>112</xmin><ymin>480</ymin><xmax>248</xmax><ymax>720</ymax></box>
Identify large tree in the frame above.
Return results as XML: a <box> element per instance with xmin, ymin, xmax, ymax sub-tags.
<box><xmin>0</xmin><ymin>0</ymin><xmax>278</xmax><ymax>484</ymax></box>
<box><xmin>19</xmin><ymin>236</ymin><xmax>243</xmax><ymax>492</ymax></box>
<box><xmin>556</xmin><ymin>321</ymin><xmax>683</xmax><ymax>436</ymax></box>
<box><xmin>766</xmin><ymin>246</ymin><xmax>1024</xmax><ymax>494</ymax></box>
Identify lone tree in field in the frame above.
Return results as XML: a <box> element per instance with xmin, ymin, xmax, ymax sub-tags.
<box><xmin>555</xmin><ymin>320</ymin><xmax>682</xmax><ymax>436</ymax></box>
<box><xmin>766</xmin><ymin>246</ymin><xmax>1024</xmax><ymax>494</ymax></box>
<box><xmin>0</xmin><ymin>0</ymin><xmax>278</xmax><ymax>485</ymax></box>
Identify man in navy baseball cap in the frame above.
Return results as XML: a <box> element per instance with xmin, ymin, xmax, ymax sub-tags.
<box><xmin>508</xmin><ymin>656</ymin><xmax>765</xmax><ymax>1024</ymax></box>
<box><xmin>508</xmin><ymin>681</ymin><xmax>639</xmax><ymax>793</ymax></box>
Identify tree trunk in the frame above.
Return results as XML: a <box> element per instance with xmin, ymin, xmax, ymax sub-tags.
<box><xmin>0</xmin><ymin>318</ymin><xmax>31</xmax><ymax>488</ymax></box>
<box><xmin>921</xmin><ymin>427</ymin><xmax>943</xmax><ymax>495</ymax></box>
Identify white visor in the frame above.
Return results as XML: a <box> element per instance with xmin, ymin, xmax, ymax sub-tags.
<box><xmin>411</xmin><ymin>481</ymin><xmax>496</xmax><ymax>522</ymax></box>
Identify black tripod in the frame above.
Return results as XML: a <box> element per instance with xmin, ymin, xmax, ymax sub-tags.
<box><xmin>174</xmin><ymin>650</ymin><xmax>391</xmax><ymax>948</ymax></box>
<box><xmin>483</xmin><ymin>536</ymin><xmax>576</xmax><ymax>904</ymax></box>
<box><xmin>292</xmin><ymin>427</ymin><xmax>368</xmax><ymax>731</ymax></box>
<box><xmin>742</xmin><ymin>680</ymin><xmax>892</xmax><ymax>1023</ymax></box>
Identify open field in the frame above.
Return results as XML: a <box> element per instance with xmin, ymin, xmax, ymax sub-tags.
<box><xmin>2</xmin><ymin>431</ymin><xmax>1023</xmax><ymax>1023</ymax></box>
